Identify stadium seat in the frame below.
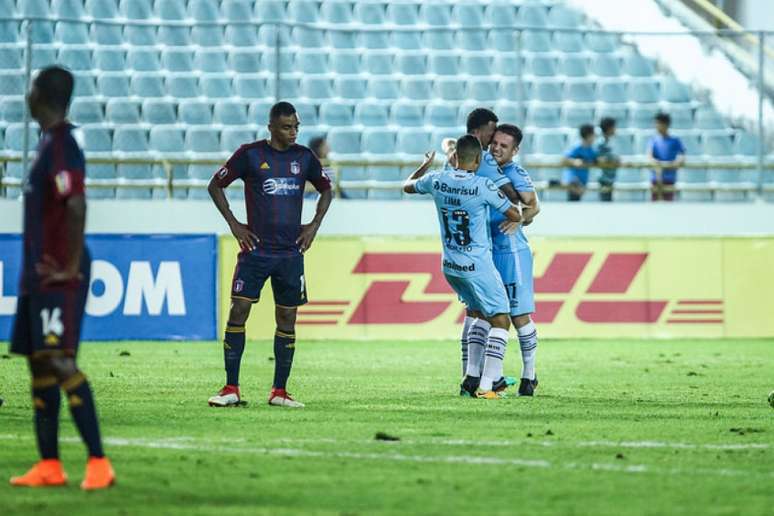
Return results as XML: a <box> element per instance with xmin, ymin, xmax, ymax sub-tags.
<box><xmin>460</xmin><ymin>55</ymin><xmax>492</xmax><ymax>76</ymax></box>
<box><xmin>521</xmin><ymin>31</ymin><xmax>552</xmax><ymax>52</ymax></box>
<box><xmin>661</xmin><ymin>77</ymin><xmax>692</xmax><ymax>103</ymax></box>
<box><xmin>91</xmin><ymin>23</ymin><xmax>123</xmax><ymax>45</ymax></box>
<box><xmin>365</xmin><ymin>53</ymin><xmax>394</xmax><ymax>75</ymax></box>
<box><xmin>185</xmin><ymin>127</ymin><xmax>220</xmax><ymax>156</ymax></box>
<box><xmin>533</xmin><ymin>80</ymin><xmax>563</xmax><ymax>102</ymax></box>
<box><xmin>423</xmin><ymin>32</ymin><xmax>455</xmax><ymax>51</ymax></box>
<box><xmin>456</xmin><ymin>32</ymin><xmax>487</xmax><ymax>51</ymax></box>
<box><xmin>629</xmin><ymin>80</ymin><xmax>660</xmax><ymax>104</ymax></box>
<box><xmin>294</xmin><ymin>100</ymin><xmax>318</xmax><ymax>126</ymax></box>
<box><xmin>292</xmin><ymin>27</ymin><xmax>324</xmax><ymax>48</ymax></box>
<box><xmin>597</xmin><ymin>80</ymin><xmax>628</xmax><ymax>104</ymax></box>
<box><xmin>58</xmin><ymin>48</ymin><xmax>92</xmax><ymax>71</ymax></box>
<box><xmin>360</xmin><ymin>32</ymin><xmax>390</xmax><ymax>50</ymax></box>
<box><xmin>31</xmin><ymin>48</ymin><xmax>57</xmax><ymax>69</ymax></box>
<box><xmin>590</xmin><ymin>55</ymin><xmax>621</xmax><ymax>77</ymax></box>
<box><xmin>559</xmin><ymin>55</ymin><xmax>588</xmax><ymax>77</ymax></box>
<box><xmin>548</xmin><ymin>5</ymin><xmax>584</xmax><ymax>27</ymax></box>
<box><xmin>335</xmin><ymin>77</ymin><xmax>367</xmax><ymax>100</ymax></box>
<box><xmin>669</xmin><ymin>106</ymin><xmax>694</xmax><ymax>130</ymax></box>
<box><xmin>488</xmin><ymin>29</ymin><xmax>516</xmax><ymax>52</ymax></box>
<box><xmin>586</xmin><ymin>32</ymin><xmax>619</xmax><ymax>53</ymax></box>
<box><xmin>142</xmin><ymin>99</ymin><xmax>177</xmax><ymax>125</ymax></box>
<box><xmin>320</xmin><ymin>104</ymin><xmax>353</xmax><ymax>127</ymax></box>
<box><xmin>86</xmin><ymin>0</ymin><xmax>117</xmax><ymax>18</ymax></box>
<box><xmin>0</xmin><ymin>71</ymin><xmax>24</xmax><ymax>95</ymax></box>
<box><xmin>195</xmin><ymin>49</ymin><xmax>228</xmax><ymax>73</ymax></box>
<box><xmin>94</xmin><ymin>49</ymin><xmax>125</xmax><ymax>71</ymax></box>
<box><xmin>55</xmin><ymin>22</ymin><xmax>90</xmax><ymax>44</ymax></box>
<box><xmin>563</xmin><ymin>106</ymin><xmax>595</xmax><ymax>128</ymax></box>
<box><xmin>629</xmin><ymin>106</ymin><xmax>657</xmax><ymax>129</ymax></box>
<box><xmin>212</xmin><ymin>100</ymin><xmax>247</xmax><ymax>126</ymax></box>
<box><xmin>484</xmin><ymin>1</ymin><xmax>516</xmax><ymax>27</ymax></box>
<box><xmin>694</xmin><ymin>106</ymin><xmax>726</xmax><ymax>130</ymax></box>
<box><xmin>397</xmin><ymin>53</ymin><xmax>427</xmax><ymax>75</ymax></box>
<box><xmin>0</xmin><ymin>47</ymin><xmax>22</xmax><ymax>69</ymax></box>
<box><xmin>300</xmin><ymin>76</ymin><xmax>333</xmax><ymax>100</ymax></box>
<box><xmin>517</xmin><ymin>4</ymin><xmax>549</xmax><ymax>26</ymax></box>
<box><xmin>262</xmin><ymin>50</ymin><xmax>294</xmax><ymax>74</ymax></box>
<box><xmin>96</xmin><ymin>72</ymin><xmax>129</xmax><ymax>97</ymax></box>
<box><xmin>127</xmin><ymin>49</ymin><xmax>161</xmax><ymax>72</ymax></box>
<box><xmin>435</xmin><ymin>78</ymin><xmax>466</xmax><ymax>101</ymax></box>
<box><xmin>106</xmin><ymin>98</ymin><xmax>141</xmax><ymax>124</ymax></box>
<box><xmin>397</xmin><ymin>129</ymin><xmax>432</xmax><ymax>156</ymax></box>
<box><xmin>158</xmin><ymin>26</ymin><xmax>191</xmax><ymax>47</ymax></box>
<box><xmin>221</xmin><ymin>127</ymin><xmax>255</xmax><ymax>151</ymax></box>
<box><xmin>497</xmin><ymin>78</ymin><xmax>528</xmax><ymax>102</ymax></box>
<box><xmin>1</xmin><ymin>99</ymin><xmax>24</xmax><ymax>123</ymax></box>
<box><xmin>226</xmin><ymin>25</ymin><xmax>258</xmax><ymax>47</ymax></box>
<box><xmin>70</xmin><ymin>99</ymin><xmax>104</xmax><ymax>124</ymax></box>
<box><xmin>493</xmin><ymin>54</ymin><xmax>522</xmax><ymax>75</ymax></box>
<box><xmin>527</xmin><ymin>106</ymin><xmax>561</xmax><ymax>128</ymax></box>
<box><xmin>295</xmin><ymin>49</ymin><xmax>329</xmax><ymax>75</ymax></box>
<box><xmin>368</xmin><ymin>78</ymin><xmax>401</xmax><ymax>100</ymax></box>
<box><xmin>429</xmin><ymin>53</ymin><xmax>459</xmax><ymax>76</ymax></box>
<box><xmin>528</xmin><ymin>56</ymin><xmax>557</xmax><ymax>77</ymax></box>
<box><xmin>328</xmin><ymin>31</ymin><xmax>357</xmax><ymax>49</ymax></box>
<box><xmin>391</xmin><ymin>32</ymin><xmax>422</xmax><ymax>50</ymax></box>
<box><xmin>200</xmin><ymin>76</ymin><xmax>234</xmax><ymax>98</ymax></box>
<box><xmin>331</xmin><ymin>51</ymin><xmax>361</xmax><ymax>75</ymax></box>
<box><xmin>362</xmin><ymin>128</ymin><xmax>397</xmax><ymax>155</ymax></box>
<box><xmin>20</xmin><ymin>0</ymin><xmax>54</xmax><ymax>43</ymax></box>
<box><xmin>554</xmin><ymin>32</ymin><xmax>585</xmax><ymax>53</ymax></box>
<box><xmin>468</xmin><ymin>78</ymin><xmax>499</xmax><ymax>102</ymax></box>
<box><xmin>228</xmin><ymin>50</ymin><xmax>260</xmax><ymax>74</ymax></box>
<box><xmin>189</xmin><ymin>0</ymin><xmax>218</xmax><ymax>20</ymax></box>
<box><xmin>321</xmin><ymin>1</ymin><xmax>352</xmax><ymax>23</ymax></box>
<box><xmin>493</xmin><ymin>102</ymin><xmax>524</xmax><ymax>128</ymax></box>
<box><xmin>534</xmin><ymin>133</ymin><xmax>567</xmax><ymax>156</ymax></box>
<box><xmin>0</xmin><ymin>20</ymin><xmax>18</xmax><ymax>43</ymax></box>
<box><xmin>73</xmin><ymin>73</ymin><xmax>97</xmax><ymax>97</ymax></box>
<box><xmin>113</xmin><ymin>127</ymin><xmax>148</xmax><ymax>152</ymax></box>
<box><xmin>420</xmin><ymin>3</ymin><xmax>452</xmax><ymax>25</ymax></box>
<box><xmin>703</xmin><ymin>134</ymin><xmax>733</xmax><ymax>157</ymax></box>
<box><xmin>131</xmin><ymin>73</ymin><xmax>165</xmax><ymax>98</ymax></box>
<box><xmin>266</xmin><ymin>77</ymin><xmax>299</xmax><ymax>99</ymax></box>
<box><xmin>355</xmin><ymin>103</ymin><xmax>390</xmax><ymax>127</ymax></box>
<box><xmin>566</xmin><ymin>80</ymin><xmax>596</xmax><ymax>103</ymax></box>
<box><xmin>287</xmin><ymin>0</ymin><xmax>319</xmax><ymax>22</ymax></box>
<box><xmin>255</xmin><ymin>0</ymin><xmax>286</xmax><ymax>21</ymax></box>
<box><xmin>166</xmin><ymin>74</ymin><xmax>200</xmax><ymax>98</ymax></box>
<box><xmin>386</xmin><ymin>3</ymin><xmax>419</xmax><ymax>25</ymax></box>
<box><xmin>623</xmin><ymin>52</ymin><xmax>655</xmax><ymax>77</ymax></box>
<box><xmin>248</xmin><ymin>100</ymin><xmax>274</xmax><ymax>126</ymax></box>
<box><xmin>150</xmin><ymin>126</ymin><xmax>185</xmax><ymax>153</ymax></box>
<box><xmin>327</xmin><ymin>127</ymin><xmax>361</xmax><ymax>155</ymax></box>
<box><xmin>734</xmin><ymin>132</ymin><xmax>761</xmax><ymax>156</ymax></box>
<box><xmin>192</xmin><ymin>26</ymin><xmax>224</xmax><ymax>48</ymax></box>
<box><xmin>426</xmin><ymin>103</ymin><xmax>458</xmax><ymax>127</ymax></box>
<box><xmin>390</xmin><ymin>102</ymin><xmax>423</xmax><ymax>128</ymax></box>
<box><xmin>354</xmin><ymin>2</ymin><xmax>385</xmax><ymax>24</ymax></box>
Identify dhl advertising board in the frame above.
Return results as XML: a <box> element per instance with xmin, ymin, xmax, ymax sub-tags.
<box><xmin>220</xmin><ymin>237</ymin><xmax>774</xmax><ymax>339</ymax></box>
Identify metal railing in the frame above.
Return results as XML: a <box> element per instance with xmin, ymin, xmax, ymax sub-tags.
<box><xmin>0</xmin><ymin>14</ymin><xmax>772</xmax><ymax>200</ymax></box>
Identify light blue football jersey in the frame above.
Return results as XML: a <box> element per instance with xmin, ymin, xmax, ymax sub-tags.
<box><xmin>490</xmin><ymin>161</ymin><xmax>536</xmax><ymax>254</ymax></box>
<box><xmin>415</xmin><ymin>167</ymin><xmax>511</xmax><ymax>278</ymax></box>
<box><xmin>476</xmin><ymin>150</ymin><xmax>510</xmax><ymax>188</ymax></box>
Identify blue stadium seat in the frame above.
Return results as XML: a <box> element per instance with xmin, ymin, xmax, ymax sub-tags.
<box><xmin>331</xmin><ymin>51</ymin><xmax>361</xmax><ymax>75</ymax></box>
<box><xmin>629</xmin><ymin>106</ymin><xmax>657</xmax><ymax>129</ymax></box>
<box><xmin>327</xmin><ymin>127</ymin><xmax>361</xmax><ymax>155</ymax></box>
<box><xmin>295</xmin><ymin>49</ymin><xmax>328</xmax><ymax>74</ymax></box>
<box><xmin>484</xmin><ymin>1</ymin><xmax>516</xmax><ymax>27</ymax></box>
<box><xmin>528</xmin><ymin>55</ymin><xmax>557</xmax><ymax>77</ymax></box>
<box><xmin>420</xmin><ymin>3</ymin><xmax>451</xmax><ymax>25</ymax></box>
<box><xmin>703</xmin><ymin>134</ymin><xmax>733</xmax><ymax>156</ymax></box>
<box><xmin>586</xmin><ymin>33</ymin><xmax>619</xmax><ymax>53</ymax></box>
<box><xmin>590</xmin><ymin>55</ymin><xmax>621</xmax><ymax>77</ymax></box>
<box><xmin>186</xmin><ymin>127</ymin><xmax>220</xmax><ymax>154</ymax></box>
<box><xmin>221</xmin><ymin>127</ymin><xmax>255</xmax><ymax>151</ymax></box>
<box><xmin>493</xmin><ymin>102</ymin><xmax>524</xmax><ymax>127</ymax></box>
<box><xmin>55</xmin><ymin>22</ymin><xmax>90</xmax><ymax>44</ymax></box>
<box><xmin>293</xmin><ymin>101</ymin><xmax>318</xmax><ymax>127</ymax></box>
<box><xmin>354</xmin><ymin>2</ymin><xmax>385</xmax><ymax>24</ymax></box>
<box><xmin>0</xmin><ymin>21</ymin><xmax>19</xmax><ymax>43</ymax></box>
<box><xmin>300</xmin><ymin>76</ymin><xmax>333</xmax><ymax>100</ymax></box>
<box><xmin>73</xmin><ymin>73</ymin><xmax>97</xmax><ymax>97</ymax></box>
<box><xmin>429</xmin><ymin>53</ymin><xmax>459</xmax><ymax>76</ymax></box>
<box><xmin>150</xmin><ymin>126</ymin><xmax>185</xmax><ymax>152</ymax></box>
<box><xmin>0</xmin><ymin>47</ymin><xmax>22</xmax><ymax>69</ymax></box>
<box><xmin>360</xmin><ymin>32</ymin><xmax>390</xmax><ymax>50</ymax></box>
<box><xmin>521</xmin><ymin>31</ymin><xmax>552</xmax><ymax>53</ymax></box>
<box><xmin>287</xmin><ymin>0</ymin><xmax>319</xmax><ymax>22</ymax></box>
<box><xmin>559</xmin><ymin>55</ymin><xmax>588</xmax><ymax>77</ymax></box>
<box><xmin>113</xmin><ymin>127</ymin><xmax>152</xmax><ymax>198</ymax></box>
<box><xmin>497</xmin><ymin>78</ymin><xmax>528</xmax><ymax>103</ymax></box>
<box><xmin>460</xmin><ymin>55</ymin><xmax>491</xmax><ymax>76</ymax></box>
<box><xmin>694</xmin><ymin>106</ymin><xmax>726</xmax><ymax>130</ymax></box>
<box><xmin>547</xmin><ymin>5</ymin><xmax>583</xmax><ymax>27</ymax></box>
<box><xmin>328</xmin><ymin>31</ymin><xmax>358</xmax><ymax>50</ymax></box>
<box><xmin>423</xmin><ymin>32</ymin><xmax>455</xmax><ymax>51</ymax></box>
<box><xmin>20</xmin><ymin>0</ymin><xmax>54</xmax><ymax>43</ymax></box>
<box><xmin>143</xmin><ymin>99</ymin><xmax>177</xmax><ymax>125</ymax></box>
<box><xmin>431</xmin><ymin>128</ymin><xmax>464</xmax><ymax>153</ymax></box>
<box><xmin>527</xmin><ymin>106</ymin><xmax>561</xmax><ymax>128</ymax></box>
<box><xmin>426</xmin><ymin>103</ymin><xmax>457</xmax><ymax>127</ymax></box>
<box><xmin>368</xmin><ymin>78</ymin><xmax>400</xmax><ymax>100</ymax></box>
<box><xmin>1</xmin><ymin>98</ymin><xmax>24</xmax><ymax>122</ymax></box>
<box><xmin>598</xmin><ymin>80</ymin><xmax>628</xmax><ymax>104</ymax></box>
<box><xmin>189</xmin><ymin>0</ymin><xmax>218</xmax><ymax>20</ymax></box>
<box><xmin>554</xmin><ymin>32</ymin><xmax>585</xmax><ymax>53</ymax></box>
<box><xmin>517</xmin><ymin>4</ymin><xmax>549</xmax><ymax>26</ymax></box>
<box><xmin>158</xmin><ymin>26</ymin><xmax>191</xmax><ymax>47</ymax></box>
<box><xmin>533</xmin><ymin>80</ymin><xmax>563</xmax><ymax>102</ymax></box>
<box><xmin>80</xmin><ymin>126</ymin><xmax>112</xmax><ymax>153</ymax></box>
<box><xmin>397</xmin><ymin>129</ymin><xmax>432</xmax><ymax>155</ymax></box>
<box><xmin>156</xmin><ymin>0</ymin><xmax>185</xmax><ymax>19</ymax></box>
<box><xmin>248</xmin><ymin>100</ymin><xmax>273</xmax><ymax>126</ymax></box>
<box><xmin>261</xmin><ymin>49</ymin><xmax>294</xmax><ymax>73</ymax></box>
<box><xmin>167</xmin><ymin>74</ymin><xmax>200</xmax><ymax>98</ymax></box>
<box><xmin>98</xmin><ymin>72</ymin><xmax>131</xmax><ymax>97</ymax></box>
<box><xmin>391</xmin><ymin>102</ymin><xmax>423</xmax><ymax>128</ymax></box>
<box><xmin>365</xmin><ymin>53</ymin><xmax>394</xmax><ymax>75</ymax></box>
<box><xmin>228</xmin><ymin>49</ymin><xmax>261</xmax><ymax>73</ymax></box>
<box><xmin>335</xmin><ymin>77</ymin><xmax>367</xmax><ymax>100</ymax></box>
<box><xmin>58</xmin><ymin>48</ymin><xmax>92</xmax><ymax>71</ymax></box>
<box><xmin>661</xmin><ymin>77</ymin><xmax>692</xmax><ymax>103</ymax></box>
<box><xmin>86</xmin><ymin>0</ymin><xmax>117</xmax><ymax>18</ymax></box>
<box><xmin>355</xmin><ymin>102</ymin><xmax>389</xmax><ymax>127</ymax></box>
<box><xmin>5</xmin><ymin>124</ymin><xmax>38</xmax><ymax>158</ymax></box>
<box><xmin>53</xmin><ymin>0</ymin><xmax>86</xmax><ymax>24</ymax></box>
<box><xmin>255</xmin><ymin>0</ymin><xmax>286</xmax><ymax>21</ymax></box>
<box><xmin>623</xmin><ymin>52</ymin><xmax>655</xmax><ymax>77</ymax></box>
<box><xmin>629</xmin><ymin>80</ymin><xmax>660</xmax><ymax>104</ymax></box>
<box><xmin>563</xmin><ymin>106</ymin><xmax>594</xmax><ymax>128</ymax></box>
<box><xmin>362</xmin><ymin>128</ymin><xmax>397</xmax><ymax>155</ymax></box>
<box><xmin>31</xmin><ymin>48</ymin><xmax>57</xmax><ymax>70</ymax></box>
<box><xmin>106</xmin><ymin>98</ymin><xmax>141</xmax><ymax>124</ymax></box>
<box><xmin>669</xmin><ymin>106</ymin><xmax>694</xmax><ymax>130</ymax></box>
<box><xmin>457</xmin><ymin>32</ymin><xmax>487</xmax><ymax>51</ymax></box>
<box><xmin>391</xmin><ymin>32</ymin><xmax>422</xmax><ymax>50</ymax></box>
<box><xmin>70</xmin><ymin>99</ymin><xmax>104</xmax><ymax>124</ymax></box>
<box><xmin>80</xmin><ymin>126</ymin><xmax>116</xmax><ymax>197</ymax></box>
<box><xmin>468</xmin><ymin>78</ymin><xmax>499</xmax><ymax>102</ymax></box>
<box><xmin>91</xmin><ymin>24</ymin><xmax>122</xmax><ymax>45</ymax></box>
<box><xmin>566</xmin><ymin>80</ymin><xmax>596</xmax><ymax>103</ymax></box>
<box><xmin>125</xmin><ymin>26</ymin><xmax>156</xmax><ymax>47</ymax></box>
<box><xmin>192</xmin><ymin>26</ymin><xmax>224</xmax><ymax>47</ymax></box>
<box><xmin>488</xmin><ymin>29</ymin><xmax>516</xmax><ymax>52</ymax></box>
<box><xmin>493</xmin><ymin>54</ymin><xmax>522</xmax><ymax>75</ymax></box>
<box><xmin>611</xmin><ymin>133</ymin><xmax>635</xmax><ymax>156</ymax></box>
<box><xmin>195</xmin><ymin>49</ymin><xmax>228</xmax><ymax>73</ymax></box>
<box><xmin>292</xmin><ymin>27</ymin><xmax>324</xmax><ymax>48</ymax></box>
<box><xmin>127</xmin><ymin>49</ymin><xmax>161</xmax><ymax>72</ymax></box>
<box><xmin>534</xmin><ymin>133</ymin><xmax>566</xmax><ymax>156</ymax></box>
<box><xmin>94</xmin><ymin>49</ymin><xmax>125</xmax><ymax>71</ymax></box>
<box><xmin>435</xmin><ymin>78</ymin><xmax>465</xmax><ymax>101</ymax></box>
<box><xmin>200</xmin><ymin>76</ymin><xmax>234</xmax><ymax>98</ymax></box>
<box><xmin>402</xmin><ymin>78</ymin><xmax>433</xmax><ymax>101</ymax></box>
<box><xmin>397</xmin><ymin>53</ymin><xmax>427</xmax><ymax>75</ymax></box>
<box><xmin>226</xmin><ymin>25</ymin><xmax>258</xmax><ymax>47</ymax></box>
<box><xmin>321</xmin><ymin>1</ymin><xmax>352</xmax><ymax>23</ymax></box>
<box><xmin>179</xmin><ymin>100</ymin><xmax>213</xmax><ymax>125</ymax></box>
<box><xmin>265</xmin><ymin>77</ymin><xmax>298</xmax><ymax>99</ymax></box>
<box><xmin>386</xmin><ymin>3</ymin><xmax>418</xmax><ymax>25</ymax></box>
<box><xmin>320</xmin><ymin>104</ymin><xmax>353</xmax><ymax>127</ymax></box>
<box><xmin>734</xmin><ymin>132</ymin><xmax>760</xmax><ymax>156</ymax></box>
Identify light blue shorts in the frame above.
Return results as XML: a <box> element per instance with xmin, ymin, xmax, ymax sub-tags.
<box><xmin>445</xmin><ymin>267</ymin><xmax>510</xmax><ymax>318</ymax></box>
<box><xmin>493</xmin><ymin>248</ymin><xmax>535</xmax><ymax>316</ymax></box>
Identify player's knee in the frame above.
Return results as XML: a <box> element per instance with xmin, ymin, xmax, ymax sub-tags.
<box><xmin>48</xmin><ymin>355</ymin><xmax>79</xmax><ymax>383</ymax></box>
<box><xmin>228</xmin><ymin>300</ymin><xmax>251</xmax><ymax>325</ymax></box>
<box><xmin>490</xmin><ymin>314</ymin><xmax>511</xmax><ymax>330</ymax></box>
<box><xmin>275</xmin><ymin>307</ymin><xmax>297</xmax><ymax>333</ymax></box>
<box><xmin>513</xmin><ymin>314</ymin><xmax>531</xmax><ymax>329</ymax></box>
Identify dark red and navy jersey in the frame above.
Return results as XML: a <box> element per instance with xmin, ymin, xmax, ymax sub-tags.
<box><xmin>213</xmin><ymin>139</ymin><xmax>331</xmax><ymax>256</ymax></box>
<box><xmin>21</xmin><ymin>121</ymin><xmax>88</xmax><ymax>293</ymax></box>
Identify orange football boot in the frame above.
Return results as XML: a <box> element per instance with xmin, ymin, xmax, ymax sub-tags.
<box><xmin>10</xmin><ymin>459</ymin><xmax>68</xmax><ymax>487</ymax></box>
<box><xmin>80</xmin><ymin>456</ymin><xmax>115</xmax><ymax>490</ymax></box>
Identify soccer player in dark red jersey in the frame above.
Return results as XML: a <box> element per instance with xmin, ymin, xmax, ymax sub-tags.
<box><xmin>207</xmin><ymin>101</ymin><xmax>333</xmax><ymax>408</ymax></box>
<box><xmin>9</xmin><ymin>66</ymin><xmax>114</xmax><ymax>490</ymax></box>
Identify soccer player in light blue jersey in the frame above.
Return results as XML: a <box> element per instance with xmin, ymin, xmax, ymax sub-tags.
<box><xmin>489</xmin><ymin>124</ymin><xmax>541</xmax><ymax>396</ymax></box>
<box><xmin>404</xmin><ymin>135</ymin><xmax>522</xmax><ymax>398</ymax></box>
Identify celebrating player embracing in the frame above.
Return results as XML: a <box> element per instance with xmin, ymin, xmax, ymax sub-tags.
<box><xmin>207</xmin><ymin>101</ymin><xmax>332</xmax><ymax>408</ymax></box>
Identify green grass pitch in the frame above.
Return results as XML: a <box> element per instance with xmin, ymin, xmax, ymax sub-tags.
<box><xmin>0</xmin><ymin>339</ymin><xmax>772</xmax><ymax>515</ymax></box>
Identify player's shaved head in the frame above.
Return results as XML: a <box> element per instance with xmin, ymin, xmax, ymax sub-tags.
<box><xmin>270</xmin><ymin>101</ymin><xmax>297</xmax><ymax>122</ymax></box>
<box><xmin>455</xmin><ymin>135</ymin><xmax>482</xmax><ymax>170</ymax></box>
<box><xmin>30</xmin><ymin>65</ymin><xmax>73</xmax><ymax>114</ymax></box>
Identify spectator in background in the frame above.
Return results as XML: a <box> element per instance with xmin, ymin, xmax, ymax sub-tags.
<box><xmin>648</xmin><ymin>113</ymin><xmax>685</xmax><ymax>202</ymax></box>
<box><xmin>561</xmin><ymin>124</ymin><xmax>598</xmax><ymax>202</ymax></box>
<box><xmin>306</xmin><ymin>135</ymin><xmax>342</xmax><ymax>198</ymax></box>
<box><xmin>596</xmin><ymin>117</ymin><xmax>620</xmax><ymax>202</ymax></box>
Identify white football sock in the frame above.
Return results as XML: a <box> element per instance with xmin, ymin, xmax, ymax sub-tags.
<box><xmin>465</xmin><ymin>319</ymin><xmax>490</xmax><ymax>379</ymax></box>
<box><xmin>518</xmin><ymin>321</ymin><xmax>538</xmax><ymax>381</ymax></box>
<box><xmin>480</xmin><ymin>327</ymin><xmax>509</xmax><ymax>392</ymax></box>
<box><xmin>460</xmin><ymin>316</ymin><xmax>475</xmax><ymax>377</ymax></box>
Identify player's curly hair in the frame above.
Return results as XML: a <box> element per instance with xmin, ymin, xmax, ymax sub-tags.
<box><xmin>466</xmin><ymin>108</ymin><xmax>498</xmax><ymax>134</ymax></box>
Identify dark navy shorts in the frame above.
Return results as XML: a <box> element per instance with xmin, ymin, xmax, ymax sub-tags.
<box><xmin>231</xmin><ymin>252</ymin><xmax>307</xmax><ymax>308</ymax></box>
<box><xmin>11</xmin><ymin>284</ymin><xmax>90</xmax><ymax>357</ymax></box>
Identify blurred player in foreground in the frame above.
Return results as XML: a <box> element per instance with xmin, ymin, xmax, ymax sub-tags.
<box><xmin>9</xmin><ymin>66</ymin><xmax>114</xmax><ymax>490</ymax></box>
<box><xmin>207</xmin><ymin>101</ymin><xmax>332</xmax><ymax>408</ymax></box>
<box><xmin>404</xmin><ymin>135</ymin><xmax>521</xmax><ymax>398</ymax></box>
<box><xmin>488</xmin><ymin>124</ymin><xmax>541</xmax><ymax>396</ymax></box>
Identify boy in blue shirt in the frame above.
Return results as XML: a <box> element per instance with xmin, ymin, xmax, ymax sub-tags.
<box><xmin>647</xmin><ymin>112</ymin><xmax>685</xmax><ymax>201</ymax></box>
<box><xmin>561</xmin><ymin>124</ymin><xmax>598</xmax><ymax>202</ymax></box>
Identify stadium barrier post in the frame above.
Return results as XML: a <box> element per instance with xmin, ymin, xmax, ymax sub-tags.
<box><xmin>516</xmin><ymin>30</ymin><xmax>524</xmax><ymax>121</ymax></box>
<box><xmin>164</xmin><ymin>161</ymin><xmax>173</xmax><ymax>199</ymax></box>
<box><xmin>757</xmin><ymin>31</ymin><xmax>765</xmax><ymax>197</ymax></box>
<box><xmin>274</xmin><ymin>23</ymin><xmax>281</xmax><ymax>102</ymax></box>
<box><xmin>21</xmin><ymin>19</ymin><xmax>32</xmax><ymax>181</ymax></box>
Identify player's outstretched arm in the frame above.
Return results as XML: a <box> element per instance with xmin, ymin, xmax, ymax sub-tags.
<box><xmin>403</xmin><ymin>151</ymin><xmax>435</xmax><ymax>194</ymax></box>
<box><xmin>297</xmin><ymin>188</ymin><xmax>332</xmax><ymax>254</ymax></box>
<box><xmin>207</xmin><ymin>175</ymin><xmax>258</xmax><ymax>251</ymax></box>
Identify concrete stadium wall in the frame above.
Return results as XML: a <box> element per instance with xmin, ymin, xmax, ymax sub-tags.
<box><xmin>2</xmin><ymin>200</ymin><xmax>774</xmax><ymax>237</ymax></box>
